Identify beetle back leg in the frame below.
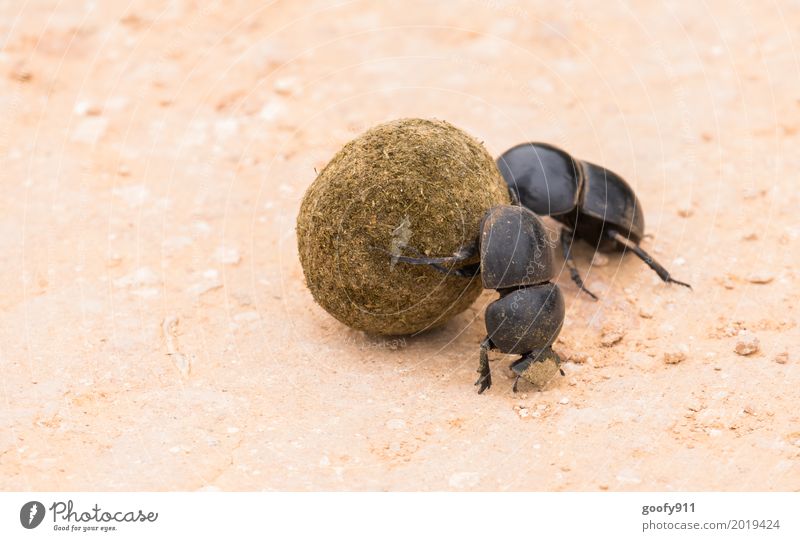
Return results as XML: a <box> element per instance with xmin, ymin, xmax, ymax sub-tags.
<box><xmin>475</xmin><ymin>336</ymin><xmax>494</xmax><ymax>394</ymax></box>
<box><xmin>560</xmin><ymin>227</ymin><xmax>599</xmax><ymax>300</ymax></box>
<box><xmin>607</xmin><ymin>230</ymin><xmax>692</xmax><ymax>289</ymax></box>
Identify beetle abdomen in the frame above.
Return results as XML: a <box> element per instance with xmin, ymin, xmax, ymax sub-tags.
<box><xmin>485</xmin><ymin>283</ymin><xmax>565</xmax><ymax>355</ymax></box>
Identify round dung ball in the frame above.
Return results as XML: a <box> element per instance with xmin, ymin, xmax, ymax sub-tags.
<box><xmin>297</xmin><ymin>118</ymin><xmax>509</xmax><ymax>335</ymax></box>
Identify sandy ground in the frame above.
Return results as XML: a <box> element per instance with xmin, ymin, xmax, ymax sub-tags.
<box><xmin>1</xmin><ymin>1</ymin><xmax>799</xmax><ymax>491</ymax></box>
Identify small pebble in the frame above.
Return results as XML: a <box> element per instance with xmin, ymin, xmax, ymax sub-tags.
<box><xmin>742</xmin><ymin>187</ymin><xmax>766</xmax><ymax>199</ymax></box>
<box><xmin>687</xmin><ymin>401</ymin><xmax>704</xmax><ymax>412</ymax></box>
<box><xmin>386</xmin><ymin>418</ymin><xmax>406</xmax><ymax>430</ymax></box>
<box><xmin>600</xmin><ymin>325</ymin><xmax>625</xmax><ymax>347</ymax></box>
<box><xmin>569</xmin><ymin>351</ymin><xmax>590</xmax><ymax>364</ymax></box>
<box><xmin>214</xmin><ymin>245</ymin><xmax>241</xmax><ymax>265</ymax></box>
<box><xmin>73</xmin><ymin>100</ymin><xmax>102</xmax><ymax>116</ymax></box>
<box><xmin>448</xmin><ymin>472</ymin><xmax>480</xmax><ymax>489</ymax></box>
<box><xmin>774</xmin><ymin>351</ymin><xmax>789</xmax><ymax>364</ymax></box>
<box><xmin>273</xmin><ymin>77</ymin><xmax>298</xmax><ymax>95</ymax></box>
<box><xmin>742</xmin><ymin>232</ymin><xmax>758</xmax><ymax>241</ymax></box>
<box><xmin>734</xmin><ymin>330</ymin><xmax>760</xmax><ymax>356</ymax></box>
<box><xmin>10</xmin><ymin>63</ymin><xmax>32</xmax><ymax>82</ymax></box>
<box><xmin>591</xmin><ymin>253</ymin><xmax>609</xmax><ymax>267</ymax></box>
<box><xmin>515</xmin><ymin>406</ymin><xmax>530</xmax><ymax>419</ymax></box>
<box><xmin>663</xmin><ymin>345</ymin><xmax>688</xmax><ymax>364</ymax></box>
<box><xmin>72</xmin><ymin>117</ymin><xmax>109</xmax><ymax>144</ymax></box>
<box><xmin>558</xmin><ymin>397</ymin><xmax>570</xmax><ymax>405</ymax></box>
<box><xmin>638</xmin><ymin>305</ymin><xmax>655</xmax><ymax>319</ymax></box>
<box><xmin>746</xmin><ymin>272</ymin><xmax>774</xmax><ymax>284</ymax></box>
<box><xmin>677</xmin><ymin>204</ymin><xmax>694</xmax><ymax>218</ymax></box>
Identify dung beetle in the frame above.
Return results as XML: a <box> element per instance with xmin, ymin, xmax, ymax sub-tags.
<box><xmin>496</xmin><ymin>142</ymin><xmax>691</xmax><ymax>299</ymax></box>
<box><xmin>380</xmin><ymin>205</ymin><xmax>565</xmax><ymax>394</ymax></box>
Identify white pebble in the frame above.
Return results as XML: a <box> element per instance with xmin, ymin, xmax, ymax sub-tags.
<box><xmin>214</xmin><ymin>245</ymin><xmax>241</xmax><ymax>265</ymax></box>
<box><xmin>386</xmin><ymin>419</ymin><xmax>406</xmax><ymax>430</ymax></box>
<box><xmin>638</xmin><ymin>305</ymin><xmax>655</xmax><ymax>319</ymax></box>
<box><xmin>273</xmin><ymin>77</ymin><xmax>298</xmax><ymax>95</ymax></box>
<box><xmin>259</xmin><ymin>100</ymin><xmax>287</xmax><ymax>121</ymax></box>
<box><xmin>746</xmin><ymin>272</ymin><xmax>774</xmax><ymax>284</ymax></box>
<box><xmin>113</xmin><ymin>267</ymin><xmax>158</xmax><ymax>288</ymax></box>
<box><xmin>591</xmin><ymin>253</ymin><xmax>609</xmax><ymax>267</ymax></box>
<box><xmin>73</xmin><ymin>100</ymin><xmax>101</xmax><ymax>116</ymax></box>
<box><xmin>734</xmin><ymin>331</ymin><xmax>760</xmax><ymax>356</ymax></box>
<box><xmin>112</xmin><ymin>184</ymin><xmax>149</xmax><ymax>207</ymax></box>
<box><xmin>600</xmin><ymin>325</ymin><xmax>625</xmax><ymax>347</ymax></box>
<box><xmin>71</xmin><ymin>117</ymin><xmax>108</xmax><ymax>144</ymax></box>
<box><xmin>663</xmin><ymin>345</ymin><xmax>688</xmax><ymax>364</ymax></box>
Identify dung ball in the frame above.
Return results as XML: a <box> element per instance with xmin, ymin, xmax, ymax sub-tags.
<box><xmin>297</xmin><ymin>118</ymin><xmax>509</xmax><ymax>335</ymax></box>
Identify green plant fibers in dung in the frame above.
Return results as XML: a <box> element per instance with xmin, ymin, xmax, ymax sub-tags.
<box><xmin>297</xmin><ymin>118</ymin><xmax>510</xmax><ymax>335</ymax></box>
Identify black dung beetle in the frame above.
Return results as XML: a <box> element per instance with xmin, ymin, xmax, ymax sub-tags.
<box><xmin>380</xmin><ymin>205</ymin><xmax>565</xmax><ymax>394</ymax></box>
<box><xmin>496</xmin><ymin>142</ymin><xmax>691</xmax><ymax>299</ymax></box>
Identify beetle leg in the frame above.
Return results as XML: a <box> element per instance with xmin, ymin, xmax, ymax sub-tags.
<box><xmin>475</xmin><ymin>336</ymin><xmax>493</xmax><ymax>394</ymax></box>
<box><xmin>419</xmin><ymin>261</ymin><xmax>480</xmax><ymax>278</ymax></box>
<box><xmin>371</xmin><ymin>243</ymin><xmax>480</xmax><ymax>277</ymax></box>
<box><xmin>607</xmin><ymin>230</ymin><xmax>692</xmax><ymax>289</ymax></box>
<box><xmin>560</xmin><ymin>227</ymin><xmax>599</xmax><ymax>300</ymax></box>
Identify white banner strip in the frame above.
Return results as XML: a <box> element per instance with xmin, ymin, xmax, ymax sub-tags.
<box><xmin>1</xmin><ymin>492</ymin><xmax>797</xmax><ymax>540</ymax></box>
